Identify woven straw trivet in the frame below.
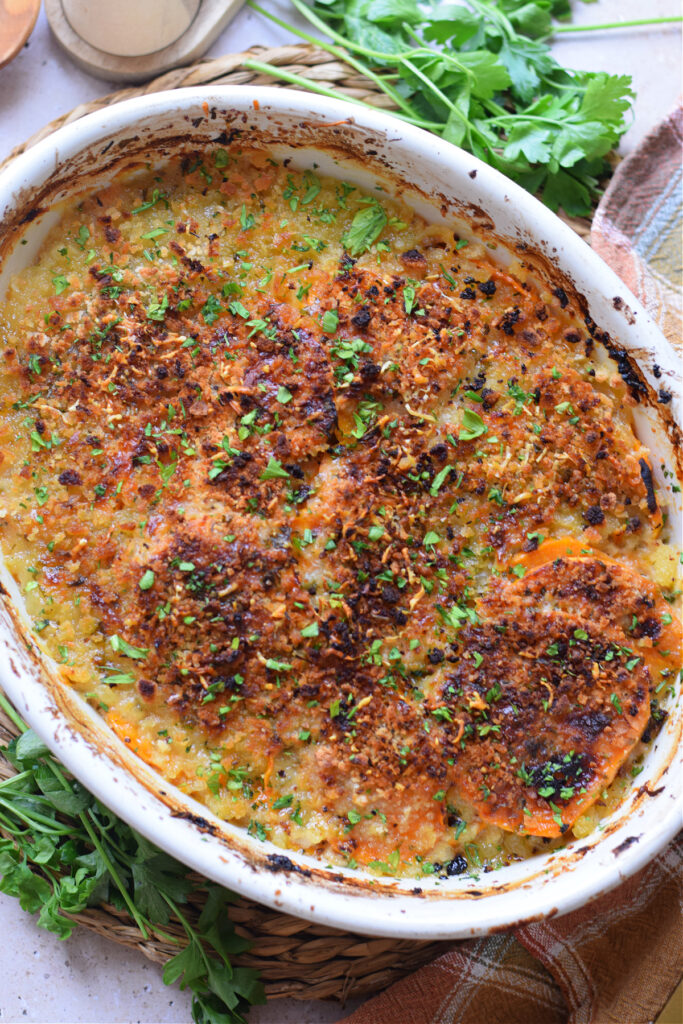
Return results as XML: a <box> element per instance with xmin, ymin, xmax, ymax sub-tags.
<box><xmin>0</xmin><ymin>704</ymin><xmax>446</xmax><ymax>1002</ymax></box>
<box><xmin>0</xmin><ymin>43</ymin><xmax>594</xmax><ymax>1001</ymax></box>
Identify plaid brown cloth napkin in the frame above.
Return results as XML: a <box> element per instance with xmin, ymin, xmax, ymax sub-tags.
<box><xmin>592</xmin><ymin>101</ymin><xmax>682</xmax><ymax>350</ymax></box>
<box><xmin>342</xmin><ymin>106</ymin><xmax>683</xmax><ymax>1024</ymax></box>
<box><xmin>342</xmin><ymin>833</ymin><xmax>682</xmax><ymax>1024</ymax></box>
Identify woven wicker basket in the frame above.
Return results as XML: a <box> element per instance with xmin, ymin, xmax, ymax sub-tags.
<box><xmin>0</xmin><ymin>44</ymin><xmax>591</xmax><ymax>1001</ymax></box>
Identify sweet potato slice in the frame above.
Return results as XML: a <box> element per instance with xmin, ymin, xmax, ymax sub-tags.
<box><xmin>447</xmin><ymin>553</ymin><xmax>680</xmax><ymax>837</ymax></box>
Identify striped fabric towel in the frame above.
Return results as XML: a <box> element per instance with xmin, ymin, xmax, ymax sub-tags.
<box><xmin>592</xmin><ymin>101</ymin><xmax>682</xmax><ymax>352</ymax></box>
<box><xmin>341</xmin><ymin>833</ymin><xmax>682</xmax><ymax>1024</ymax></box>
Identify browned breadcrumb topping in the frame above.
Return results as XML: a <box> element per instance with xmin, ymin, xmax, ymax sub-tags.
<box><xmin>0</xmin><ymin>150</ymin><xmax>679</xmax><ymax>877</ymax></box>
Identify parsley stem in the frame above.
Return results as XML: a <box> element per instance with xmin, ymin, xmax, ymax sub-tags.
<box><xmin>285</xmin><ymin>0</ymin><xmax>397</xmax><ymax>60</ymax></box>
<box><xmin>247</xmin><ymin>2</ymin><xmax>420</xmax><ymax>121</ymax></box>
<box><xmin>80</xmin><ymin>812</ymin><xmax>150</xmax><ymax>938</ymax></box>
<box><xmin>0</xmin><ymin>691</ymin><xmax>259</xmax><ymax>1020</ymax></box>
<box><xmin>468</xmin><ymin>0</ymin><xmax>514</xmax><ymax>41</ymax></box>
<box><xmin>0</xmin><ymin>691</ymin><xmax>28</xmax><ymax>733</ymax></box>
<box><xmin>400</xmin><ymin>56</ymin><xmax>458</xmax><ymax>114</ymax></box>
<box><xmin>489</xmin><ymin>113</ymin><xmax>580</xmax><ymax>129</ymax></box>
<box><xmin>554</xmin><ymin>17</ymin><xmax>682</xmax><ymax>33</ymax></box>
<box><xmin>161</xmin><ymin>893</ymin><xmax>212</xmax><ymax>971</ymax></box>
<box><xmin>242</xmin><ymin>56</ymin><xmax>440</xmax><ymax>130</ymax></box>
<box><xmin>0</xmin><ymin>799</ymin><xmax>75</xmax><ymax>834</ymax></box>
<box><xmin>242</xmin><ymin>58</ymin><xmax>363</xmax><ymax>103</ymax></box>
<box><xmin>400</xmin><ymin>23</ymin><xmax>476</xmax><ymax>78</ymax></box>
<box><xmin>0</xmin><ymin>769</ymin><xmax>34</xmax><ymax>788</ymax></box>
<box><xmin>243</xmin><ymin>59</ymin><xmax>439</xmax><ymax>130</ymax></box>
<box><xmin>250</xmin><ymin>2</ymin><xmax>493</xmax><ymax>152</ymax></box>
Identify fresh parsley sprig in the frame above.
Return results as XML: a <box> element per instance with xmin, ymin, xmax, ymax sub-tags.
<box><xmin>0</xmin><ymin>692</ymin><xmax>264</xmax><ymax>1024</ymax></box>
<box><xmin>246</xmin><ymin>0</ymin><xmax>676</xmax><ymax>215</ymax></box>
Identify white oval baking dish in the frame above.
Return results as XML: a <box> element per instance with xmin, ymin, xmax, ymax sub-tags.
<box><xmin>0</xmin><ymin>88</ymin><xmax>680</xmax><ymax>938</ymax></box>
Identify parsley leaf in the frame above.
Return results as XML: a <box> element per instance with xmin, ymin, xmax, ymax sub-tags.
<box><xmin>341</xmin><ymin>198</ymin><xmax>388</xmax><ymax>255</ymax></box>
<box><xmin>229</xmin><ymin>300</ymin><xmax>250</xmax><ymax>319</ymax></box>
<box><xmin>239</xmin><ymin>204</ymin><xmax>256</xmax><ymax>231</ymax></box>
<box><xmin>146</xmin><ymin>293</ymin><xmax>168</xmax><ymax>322</ymax></box>
<box><xmin>459</xmin><ymin>409</ymin><xmax>488</xmax><ymax>440</ymax></box>
<box><xmin>260</xmin><ymin>457</ymin><xmax>290</xmax><ymax>481</ymax></box>
<box><xmin>272</xmin><ymin>794</ymin><xmax>294</xmax><ymax>809</ymax></box>
<box><xmin>265</xmin><ymin>657</ymin><xmax>292</xmax><ymax>672</ymax></box>
<box><xmin>52</xmin><ymin>275</ymin><xmax>70</xmax><ymax>295</ymax></box>
<box><xmin>255</xmin><ymin>0</ymin><xmax>639</xmax><ymax>215</ymax></box>
<box><xmin>109</xmin><ymin>634</ymin><xmax>149</xmax><ymax>660</ymax></box>
<box><xmin>0</xmin><ymin>692</ymin><xmax>265</xmax><ymax>1023</ymax></box>
<box><xmin>201</xmin><ymin>295</ymin><xmax>222</xmax><ymax>325</ymax></box>
<box><xmin>104</xmin><ymin>672</ymin><xmax>136</xmax><ymax>686</ymax></box>
<box><xmin>430</xmin><ymin>465</ymin><xmax>452</xmax><ymax>495</ymax></box>
<box><xmin>321</xmin><ymin>309</ymin><xmax>339</xmax><ymax>333</ymax></box>
<box><xmin>403</xmin><ymin>283</ymin><xmax>417</xmax><ymax>314</ymax></box>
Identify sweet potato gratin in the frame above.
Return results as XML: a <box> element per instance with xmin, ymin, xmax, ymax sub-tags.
<box><xmin>0</xmin><ymin>149</ymin><xmax>680</xmax><ymax>879</ymax></box>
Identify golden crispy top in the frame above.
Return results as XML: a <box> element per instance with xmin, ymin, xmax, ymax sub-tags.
<box><xmin>0</xmin><ymin>150</ymin><xmax>679</xmax><ymax>873</ymax></box>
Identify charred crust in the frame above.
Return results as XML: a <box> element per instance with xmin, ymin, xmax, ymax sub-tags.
<box><xmin>19</xmin><ymin>207</ymin><xmax>43</xmax><ymax>224</ymax></box>
<box><xmin>605</xmin><ymin>343</ymin><xmax>648</xmax><ymax>401</ymax></box>
<box><xmin>58</xmin><ymin>469</ymin><xmax>82</xmax><ymax>486</ymax></box>
<box><xmin>583</xmin><ymin>505</ymin><xmax>605</xmax><ymax>526</ymax></box>
<box><xmin>265</xmin><ymin>853</ymin><xmax>312</xmax><ymax>876</ymax></box>
<box><xmin>400</xmin><ymin>248</ymin><xmax>425</xmax><ymax>263</ymax></box>
<box><xmin>638</xmin><ymin>459</ymin><xmax>657</xmax><ymax>514</ymax></box>
<box><xmin>351</xmin><ymin>306</ymin><xmax>372</xmax><ymax>329</ymax></box>
<box><xmin>641</xmin><ymin>701</ymin><xmax>668</xmax><ymax>744</ymax></box>
<box><xmin>169</xmin><ymin>810</ymin><xmax>218</xmax><ymax>835</ymax></box>
<box><xmin>613</xmin><ymin>835</ymin><xmax>640</xmax><ymax>856</ymax></box>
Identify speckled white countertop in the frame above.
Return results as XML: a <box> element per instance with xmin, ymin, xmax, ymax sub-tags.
<box><xmin>0</xmin><ymin>2</ymin><xmax>680</xmax><ymax>1022</ymax></box>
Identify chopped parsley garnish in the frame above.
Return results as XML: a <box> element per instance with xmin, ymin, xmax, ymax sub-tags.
<box><xmin>146</xmin><ymin>293</ymin><xmax>168</xmax><ymax>321</ymax></box>
<box><xmin>264</xmin><ymin>658</ymin><xmax>292</xmax><ymax>672</ymax></box>
<box><xmin>240</xmin><ymin>204</ymin><xmax>256</xmax><ymax>231</ymax></box>
<box><xmin>260</xmin><ymin>457</ymin><xmax>290</xmax><ymax>481</ymax></box>
<box><xmin>272</xmin><ymin>794</ymin><xmax>293</xmax><ymax>809</ymax></box>
<box><xmin>403</xmin><ymin>283</ymin><xmax>417</xmax><ymax>315</ymax></box>
<box><xmin>201</xmin><ymin>294</ymin><xmax>222</xmax><ymax>325</ymax></box>
<box><xmin>52</xmin><ymin>275</ymin><xmax>70</xmax><ymax>295</ymax></box>
<box><xmin>341</xmin><ymin>198</ymin><xmax>387</xmax><ymax>256</ymax></box>
<box><xmin>104</xmin><ymin>672</ymin><xmax>136</xmax><ymax>686</ymax></box>
<box><xmin>459</xmin><ymin>409</ymin><xmax>487</xmax><ymax>440</ymax></box>
<box><xmin>109</xmin><ymin>635</ymin><xmax>149</xmax><ymax>660</ymax></box>
<box><xmin>138</xmin><ymin>570</ymin><xmax>155</xmax><ymax>590</ymax></box>
<box><xmin>321</xmin><ymin>309</ymin><xmax>339</xmax><ymax>334</ymax></box>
